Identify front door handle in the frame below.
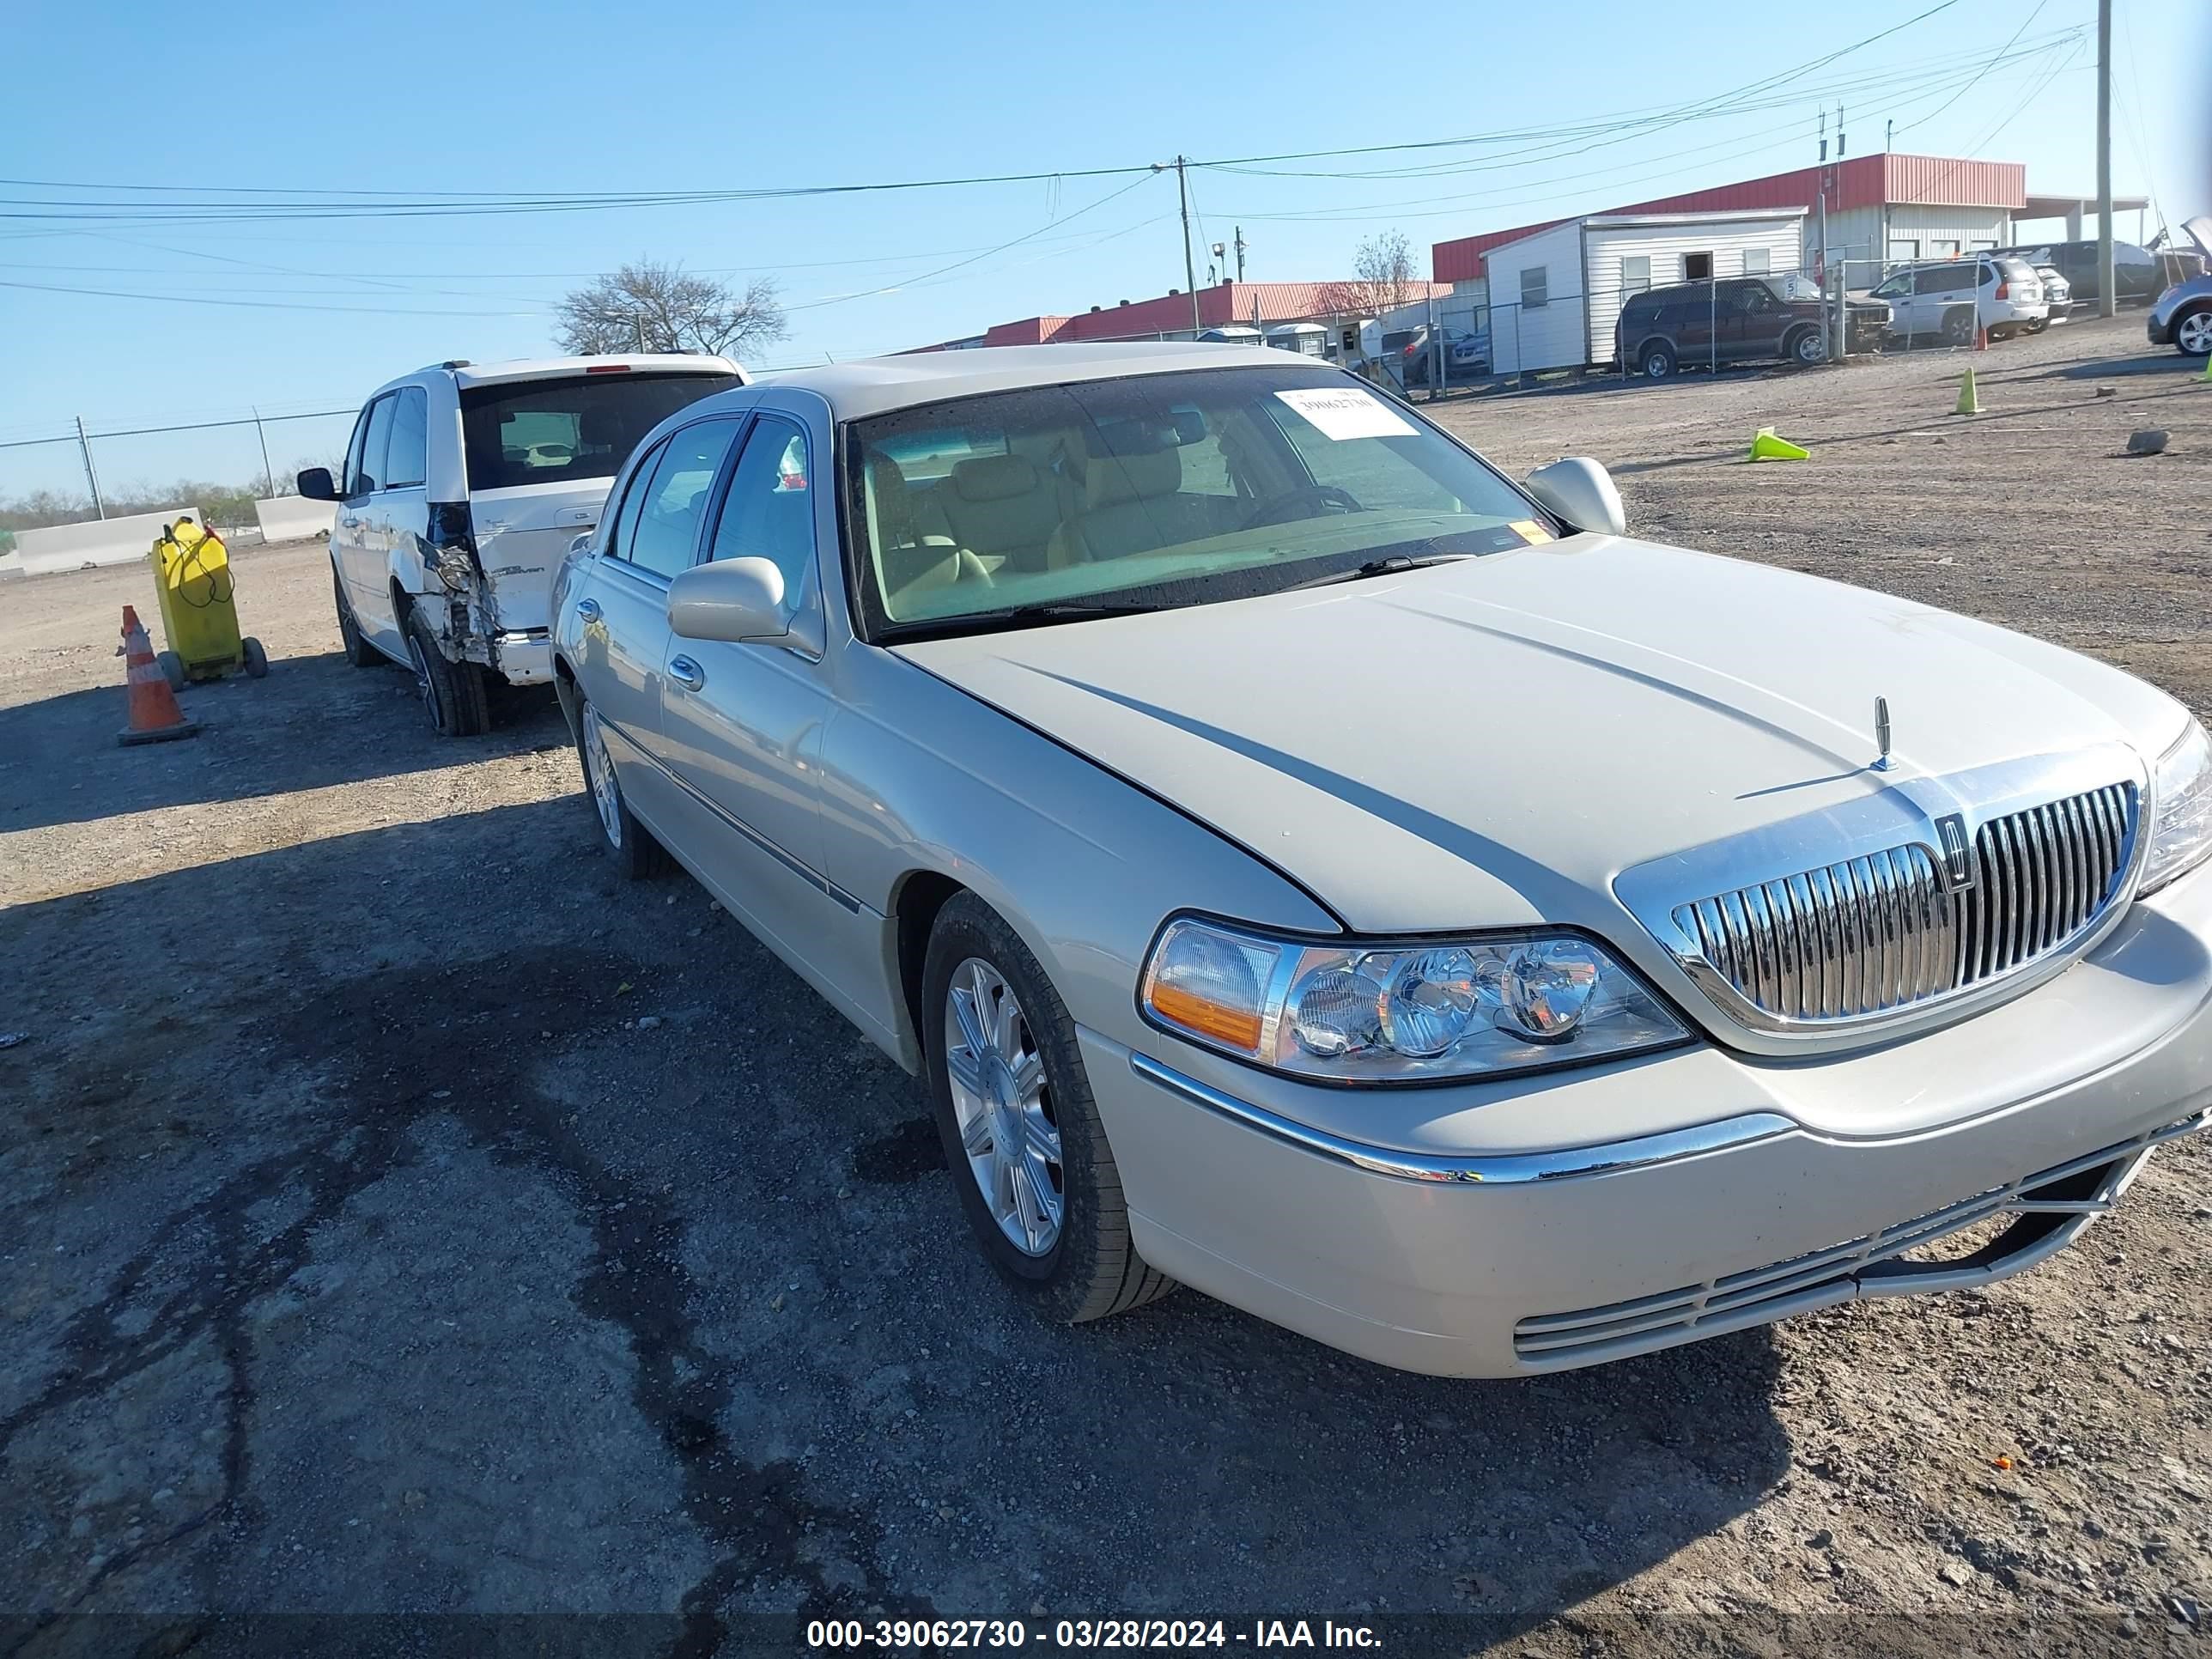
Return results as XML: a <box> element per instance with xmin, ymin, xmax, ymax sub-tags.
<box><xmin>668</xmin><ymin>654</ymin><xmax>705</xmax><ymax>692</ymax></box>
<box><xmin>575</xmin><ymin>597</ymin><xmax>602</xmax><ymax>623</ymax></box>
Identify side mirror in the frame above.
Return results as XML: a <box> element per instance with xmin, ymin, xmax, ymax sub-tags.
<box><xmin>668</xmin><ymin>556</ymin><xmax>787</xmax><ymax>644</ymax></box>
<box><xmin>296</xmin><ymin>466</ymin><xmax>337</xmax><ymax>502</ymax></box>
<box><xmin>1522</xmin><ymin>457</ymin><xmax>1626</xmax><ymax>538</ymax></box>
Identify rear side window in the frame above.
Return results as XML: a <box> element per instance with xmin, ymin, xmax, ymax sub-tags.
<box><xmin>459</xmin><ymin>372</ymin><xmax>735</xmax><ymax>493</ymax></box>
<box><xmin>384</xmin><ymin>387</ymin><xmax>428</xmax><ymax>489</ymax></box>
<box><xmin>619</xmin><ymin>417</ymin><xmax>744</xmax><ymax>580</ymax></box>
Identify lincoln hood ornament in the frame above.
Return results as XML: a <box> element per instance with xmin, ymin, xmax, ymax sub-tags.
<box><xmin>1871</xmin><ymin>696</ymin><xmax>1893</xmax><ymax>772</ymax></box>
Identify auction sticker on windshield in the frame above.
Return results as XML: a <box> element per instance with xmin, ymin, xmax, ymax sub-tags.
<box><xmin>1274</xmin><ymin>386</ymin><xmax>1417</xmax><ymax>441</ymax></box>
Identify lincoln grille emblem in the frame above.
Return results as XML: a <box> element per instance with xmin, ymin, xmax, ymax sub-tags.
<box><xmin>1936</xmin><ymin>813</ymin><xmax>1975</xmax><ymax>889</ymax></box>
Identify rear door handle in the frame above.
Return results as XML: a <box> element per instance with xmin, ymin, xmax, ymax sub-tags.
<box><xmin>575</xmin><ymin>598</ymin><xmax>601</xmax><ymax>623</ymax></box>
<box><xmin>668</xmin><ymin>655</ymin><xmax>705</xmax><ymax>692</ymax></box>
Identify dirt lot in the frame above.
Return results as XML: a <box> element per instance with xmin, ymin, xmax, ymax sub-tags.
<box><xmin>3</xmin><ymin>315</ymin><xmax>2210</xmax><ymax>1656</ymax></box>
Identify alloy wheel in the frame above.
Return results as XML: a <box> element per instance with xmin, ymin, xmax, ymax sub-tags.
<box><xmin>582</xmin><ymin>703</ymin><xmax>623</xmax><ymax>849</ymax></box>
<box><xmin>2179</xmin><ymin>312</ymin><xmax>2212</xmax><ymax>356</ymax></box>
<box><xmin>407</xmin><ymin>637</ymin><xmax>442</xmax><ymax>730</ymax></box>
<box><xmin>942</xmin><ymin>956</ymin><xmax>1063</xmax><ymax>1256</ymax></box>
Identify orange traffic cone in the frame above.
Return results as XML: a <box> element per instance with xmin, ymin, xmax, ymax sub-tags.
<box><xmin>117</xmin><ymin>605</ymin><xmax>199</xmax><ymax>746</ymax></box>
<box><xmin>1974</xmin><ymin>324</ymin><xmax>1990</xmax><ymax>351</ymax></box>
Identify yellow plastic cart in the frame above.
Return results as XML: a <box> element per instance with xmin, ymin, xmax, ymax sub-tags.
<box><xmin>149</xmin><ymin>517</ymin><xmax>268</xmax><ymax>689</ymax></box>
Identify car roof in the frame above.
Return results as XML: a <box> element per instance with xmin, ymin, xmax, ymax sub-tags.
<box><xmin>746</xmin><ymin>341</ymin><xmax>1327</xmax><ymax>422</ymax></box>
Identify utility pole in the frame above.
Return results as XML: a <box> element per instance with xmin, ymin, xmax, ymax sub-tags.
<box><xmin>75</xmin><ymin>416</ymin><xmax>106</xmax><ymax>520</ymax></box>
<box><xmin>1157</xmin><ymin>158</ymin><xmax>1202</xmax><ymax>337</ymax></box>
<box><xmin>1832</xmin><ymin>104</ymin><xmax>1849</xmax><ymax>360</ymax></box>
<box><xmin>2096</xmin><ymin>0</ymin><xmax>2115</xmax><ymax>317</ymax></box>
<box><xmin>252</xmin><ymin>406</ymin><xmax>275</xmax><ymax>501</ymax></box>
<box><xmin>1234</xmin><ymin>226</ymin><xmax>1247</xmax><ymax>283</ymax></box>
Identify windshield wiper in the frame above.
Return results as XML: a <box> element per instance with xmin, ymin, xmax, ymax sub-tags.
<box><xmin>1284</xmin><ymin>553</ymin><xmax>1474</xmax><ymax>592</ymax></box>
<box><xmin>884</xmin><ymin>599</ymin><xmax>1164</xmax><ymax>641</ymax></box>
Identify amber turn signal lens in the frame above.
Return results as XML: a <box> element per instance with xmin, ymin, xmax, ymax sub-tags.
<box><xmin>1148</xmin><ymin>982</ymin><xmax>1265</xmax><ymax>1052</ymax></box>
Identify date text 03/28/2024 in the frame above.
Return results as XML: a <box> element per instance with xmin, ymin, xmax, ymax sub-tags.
<box><xmin>803</xmin><ymin>1618</ymin><xmax>1382</xmax><ymax>1649</ymax></box>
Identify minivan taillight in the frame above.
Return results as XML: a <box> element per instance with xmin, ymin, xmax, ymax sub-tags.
<box><xmin>427</xmin><ymin>501</ymin><xmax>479</xmax><ymax>591</ymax></box>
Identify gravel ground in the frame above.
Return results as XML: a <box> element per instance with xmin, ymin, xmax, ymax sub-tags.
<box><xmin>3</xmin><ymin>314</ymin><xmax>2209</xmax><ymax>1656</ymax></box>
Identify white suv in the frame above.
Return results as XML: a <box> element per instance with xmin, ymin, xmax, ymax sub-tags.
<box><xmin>1866</xmin><ymin>257</ymin><xmax>2047</xmax><ymax>346</ymax></box>
<box><xmin>301</xmin><ymin>356</ymin><xmax>745</xmax><ymax>734</ymax></box>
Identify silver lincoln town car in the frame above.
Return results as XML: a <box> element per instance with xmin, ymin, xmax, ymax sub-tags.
<box><xmin>550</xmin><ymin>342</ymin><xmax>2212</xmax><ymax>1376</ymax></box>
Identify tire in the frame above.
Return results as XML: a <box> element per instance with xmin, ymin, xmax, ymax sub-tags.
<box><xmin>156</xmin><ymin>650</ymin><xmax>185</xmax><ymax>693</ymax></box>
<box><xmin>574</xmin><ymin>693</ymin><xmax>672</xmax><ymax>879</ymax></box>
<box><xmin>1639</xmin><ymin>340</ymin><xmax>1677</xmax><ymax>380</ymax></box>
<box><xmin>1942</xmin><ymin>307</ymin><xmax>1976</xmax><ymax>347</ymax></box>
<box><xmin>923</xmin><ymin>892</ymin><xmax>1175</xmax><ymax>1324</ymax></box>
<box><xmin>1786</xmin><ymin>327</ymin><xmax>1826</xmax><ymax>366</ymax></box>
<box><xmin>402</xmin><ymin>604</ymin><xmax>489</xmax><ymax>738</ymax></box>
<box><xmin>240</xmin><ymin>636</ymin><xmax>269</xmax><ymax>679</ymax></box>
<box><xmin>2175</xmin><ymin>307</ymin><xmax>2212</xmax><ymax>358</ymax></box>
<box><xmin>332</xmin><ymin>566</ymin><xmax>381</xmax><ymax>669</ymax></box>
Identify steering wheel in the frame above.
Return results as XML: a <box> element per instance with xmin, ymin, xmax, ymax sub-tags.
<box><xmin>1241</xmin><ymin>483</ymin><xmax>1362</xmax><ymax>531</ymax></box>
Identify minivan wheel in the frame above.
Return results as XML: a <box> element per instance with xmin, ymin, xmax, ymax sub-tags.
<box><xmin>1640</xmin><ymin>341</ymin><xmax>1677</xmax><ymax>380</ymax></box>
<box><xmin>923</xmin><ymin>893</ymin><xmax>1176</xmax><ymax>1323</ymax></box>
<box><xmin>2176</xmin><ymin>307</ymin><xmax>2212</xmax><ymax>357</ymax></box>
<box><xmin>403</xmin><ymin>605</ymin><xmax>489</xmax><ymax>738</ymax></box>
<box><xmin>332</xmin><ymin>567</ymin><xmax>380</xmax><ymax>669</ymax></box>
<box><xmin>1789</xmin><ymin>327</ymin><xmax>1827</xmax><ymax>365</ymax></box>
<box><xmin>575</xmin><ymin>696</ymin><xmax>672</xmax><ymax>878</ymax></box>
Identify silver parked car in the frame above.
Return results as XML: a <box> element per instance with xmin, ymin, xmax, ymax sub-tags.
<box><xmin>2147</xmin><ymin>216</ymin><xmax>2212</xmax><ymax>358</ymax></box>
<box><xmin>551</xmin><ymin>343</ymin><xmax>2212</xmax><ymax>1377</ymax></box>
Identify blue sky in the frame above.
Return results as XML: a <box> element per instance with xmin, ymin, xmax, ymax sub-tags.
<box><xmin>2</xmin><ymin>0</ymin><xmax>2203</xmax><ymax>500</ymax></box>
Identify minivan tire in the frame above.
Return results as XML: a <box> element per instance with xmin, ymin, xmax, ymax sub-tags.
<box><xmin>332</xmin><ymin>567</ymin><xmax>381</xmax><ymax>669</ymax></box>
<box><xmin>1640</xmin><ymin>341</ymin><xmax>1677</xmax><ymax>380</ymax></box>
<box><xmin>923</xmin><ymin>892</ymin><xmax>1176</xmax><ymax>1325</ymax></box>
<box><xmin>404</xmin><ymin>605</ymin><xmax>489</xmax><ymax>738</ymax></box>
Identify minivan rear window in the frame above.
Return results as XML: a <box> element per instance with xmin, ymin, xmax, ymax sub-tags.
<box><xmin>459</xmin><ymin>372</ymin><xmax>736</xmax><ymax>492</ymax></box>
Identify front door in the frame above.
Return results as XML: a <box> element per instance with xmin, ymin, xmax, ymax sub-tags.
<box><xmin>657</xmin><ymin>412</ymin><xmax>839</xmax><ymax>957</ymax></box>
<box><xmin>337</xmin><ymin>394</ymin><xmax>401</xmax><ymax>653</ymax></box>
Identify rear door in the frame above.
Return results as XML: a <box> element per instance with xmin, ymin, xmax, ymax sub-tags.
<box><xmin>459</xmin><ymin>369</ymin><xmax>738</xmax><ymax>641</ymax></box>
<box><xmin>657</xmin><ymin>411</ymin><xmax>839</xmax><ymax>950</ymax></box>
<box><xmin>565</xmin><ymin>414</ymin><xmax>747</xmax><ymax>836</ymax></box>
<box><xmin>1668</xmin><ymin>289</ymin><xmax>1715</xmax><ymax>368</ymax></box>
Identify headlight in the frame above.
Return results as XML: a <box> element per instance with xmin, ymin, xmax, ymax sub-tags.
<box><xmin>1139</xmin><ymin>917</ymin><xmax>1690</xmax><ymax>1084</ymax></box>
<box><xmin>2142</xmin><ymin>720</ymin><xmax>2212</xmax><ymax>895</ymax></box>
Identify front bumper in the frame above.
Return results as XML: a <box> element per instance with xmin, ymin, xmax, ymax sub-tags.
<box><xmin>1091</xmin><ymin>866</ymin><xmax>2212</xmax><ymax>1377</ymax></box>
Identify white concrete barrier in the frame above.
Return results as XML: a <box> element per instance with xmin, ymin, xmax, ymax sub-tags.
<box><xmin>11</xmin><ymin>508</ymin><xmax>197</xmax><ymax>577</ymax></box>
<box><xmin>254</xmin><ymin>496</ymin><xmax>335</xmax><ymax>544</ymax></box>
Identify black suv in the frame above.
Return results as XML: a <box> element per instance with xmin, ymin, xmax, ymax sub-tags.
<box><xmin>1614</xmin><ymin>274</ymin><xmax>1890</xmax><ymax>380</ymax></box>
<box><xmin>1990</xmin><ymin>239</ymin><xmax>2166</xmax><ymax>307</ymax></box>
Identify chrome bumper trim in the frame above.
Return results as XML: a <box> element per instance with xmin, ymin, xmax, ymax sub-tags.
<box><xmin>1127</xmin><ymin>1052</ymin><xmax>1794</xmax><ymax>1185</ymax></box>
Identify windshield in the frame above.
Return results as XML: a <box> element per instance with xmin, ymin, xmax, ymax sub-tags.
<box><xmin>459</xmin><ymin>371</ymin><xmax>735</xmax><ymax>492</ymax></box>
<box><xmin>848</xmin><ymin>366</ymin><xmax>1552</xmax><ymax>637</ymax></box>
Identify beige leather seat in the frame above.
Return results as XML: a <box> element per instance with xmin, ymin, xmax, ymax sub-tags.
<box><xmin>1048</xmin><ymin>440</ymin><xmax>1243</xmax><ymax>566</ymax></box>
<box><xmin>867</xmin><ymin>454</ymin><xmax>988</xmax><ymax>614</ymax></box>
<box><xmin>939</xmin><ymin>454</ymin><xmax>1065</xmax><ymax>572</ymax></box>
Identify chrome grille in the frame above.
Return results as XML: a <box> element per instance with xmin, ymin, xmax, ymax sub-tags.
<box><xmin>1672</xmin><ymin>781</ymin><xmax>2137</xmax><ymax>1025</ymax></box>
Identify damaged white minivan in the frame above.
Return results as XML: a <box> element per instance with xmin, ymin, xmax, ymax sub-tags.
<box><xmin>301</xmin><ymin>356</ymin><xmax>745</xmax><ymax>734</ymax></box>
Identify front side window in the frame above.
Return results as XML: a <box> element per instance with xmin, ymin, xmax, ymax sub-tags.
<box><xmin>706</xmin><ymin>416</ymin><xmax>817</xmax><ymax>613</ymax></box>
<box><xmin>459</xmin><ymin>372</ymin><xmax>735</xmax><ymax>493</ymax></box>
<box><xmin>619</xmin><ymin>417</ymin><xmax>742</xmax><ymax>580</ymax></box>
<box><xmin>848</xmin><ymin>366</ymin><xmax>1551</xmax><ymax>637</ymax></box>
<box><xmin>1520</xmin><ymin>266</ymin><xmax>1548</xmax><ymax>310</ymax></box>
<box><xmin>358</xmin><ymin>395</ymin><xmax>398</xmax><ymax>496</ymax></box>
<box><xmin>342</xmin><ymin>406</ymin><xmax>374</xmax><ymax>499</ymax></box>
<box><xmin>384</xmin><ymin>387</ymin><xmax>428</xmax><ymax>490</ymax></box>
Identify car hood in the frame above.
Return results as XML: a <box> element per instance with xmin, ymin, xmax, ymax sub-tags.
<box><xmin>891</xmin><ymin>536</ymin><xmax>2185</xmax><ymax>938</ymax></box>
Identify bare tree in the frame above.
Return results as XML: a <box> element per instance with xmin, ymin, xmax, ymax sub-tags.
<box><xmin>556</xmin><ymin>260</ymin><xmax>788</xmax><ymax>361</ymax></box>
<box><xmin>1316</xmin><ymin>230</ymin><xmax>1425</xmax><ymax>322</ymax></box>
